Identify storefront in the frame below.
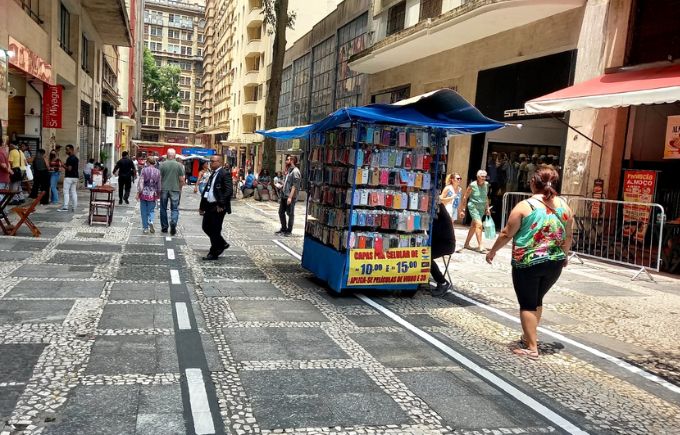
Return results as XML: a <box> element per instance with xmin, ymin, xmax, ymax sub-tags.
<box><xmin>470</xmin><ymin>51</ymin><xmax>576</xmax><ymax>220</ymax></box>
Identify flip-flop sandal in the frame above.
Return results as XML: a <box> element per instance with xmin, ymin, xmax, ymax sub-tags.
<box><xmin>477</xmin><ymin>248</ymin><xmax>488</xmax><ymax>254</ymax></box>
<box><xmin>512</xmin><ymin>348</ymin><xmax>539</xmax><ymax>360</ymax></box>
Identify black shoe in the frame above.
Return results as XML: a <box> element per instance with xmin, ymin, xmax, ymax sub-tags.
<box><xmin>275</xmin><ymin>229</ymin><xmax>286</xmax><ymax>235</ymax></box>
<box><xmin>170</xmin><ymin>224</ymin><xmax>176</xmax><ymax>236</ymax></box>
<box><xmin>119</xmin><ymin>199</ymin><xmax>123</xmax><ymax>205</ymax></box>
<box><xmin>202</xmin><ymin>254</ymin><xmax>218</xmax><ymax>261</ymax></box>
<box><xmin>161</xmin><ymin>228</ymin><xmax>168</xmax><ymax>233</ymax></box>
<box><xmin>431</xmin><ymin>281</ymin><xmax>451</xmax><ymax>297</ymax></box>
<box><xmin>282</xmin><ymin>231</ymin><xmax>292</xmax><ymax>237</ymax></box>
<box><xmin>124</xmin><ymin>199</ymin><xmax>129</xmax><ymax>204</ymax></box>
<box><xmin>216</xmin><ymin>243</ymin><xmax>230</xmax><ymax>257</ymax></box>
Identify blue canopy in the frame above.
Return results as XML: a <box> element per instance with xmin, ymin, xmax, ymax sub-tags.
<box><xmin>257</xmin><ymin>89</ymin><xmax>505</xmax><ymax>140</ymax></box>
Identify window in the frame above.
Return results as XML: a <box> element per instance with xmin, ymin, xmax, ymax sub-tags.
<box><xmin>277</xmin><ymin>66</ymin><xmax>292</xmax><ymax>128</ymax></box>
<box><xmin>150</xmin><ymin>26</ymin><xmax>162</xmax><ymax>37</ymax></box>
<box><xmin>182</xmin><ymin>31</ymin><xmax>193</xmax><ymax>41</ymax></box>
<box><xmin>181</xmin><ymin>46</ymin><xmax>192</xmax><ymax>56</ymax></box>
<box><xmin>311</xmin><ymin>37</ymin><xmax>335</xmax><ymax>122</ymax></box>
<box><xmin>167</xmin><ymin>44</ymin><xmax>181</xmax><ymax>54</ymax></box>
<box><xmin>19</xmin><ymin>0</ymin><xmax>42</xmax><ymax>24</ymax></box>
<box><xmin>148</xmin><ymin>41</ymin><xmax>162</xmax><ymax>52</ymax></box>
<box><xmin>166</xmin><ymin>119</ymin><xmax>177</xmax><ymax>128</ymax></box>
<box><xmin>387</xmin><ymin>1</ymin><xmax>406</xmax><ymax>36</ymax></box>
<box><xmin>290</xmin><ymin>53</ymin><xmax>311</xmax><ymax>126</ymax></box>
<box><xmin>419</xmin><ymin>0</ymin><xmax>442</xmax><ymax>21</ymax></box>
<box><xmin>81</xmin><ymin>34</ymin><xmax>90</xmax><ymax>72</ymax></box>
<box><xmin>336</xmin><ymin>13</ymin><xmax>367</xmax><ymax>109</ymax></box>
<box><xmin>59</xmin><ymin>3</ymin><xmax>71</xmax><ymax>53</ymax></box>
<box><xmin>198</xmin><ymin>33</ymin><xmax>204</xmax><ymax>43</ymax></box>
<box><xmin>168</xmin><ymin>29</ymin><xmax>180</xmax><ymax>39</ymax></box>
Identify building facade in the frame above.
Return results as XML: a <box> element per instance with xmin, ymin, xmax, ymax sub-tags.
<box><xmin>348</xmin><ymin>0</ymin><xmax>680</xmax><ymax>225</ymax></box>
<box><xmin>201</xmin><ymin>0</ymin><xmax>344</xmax><ymax>172</ymax></box>
<box><xmin>140</xmin><ymin>0</ymin><xmax>205</xmax><ymax>149</ymax></box>
<box><xmin>0</xmin><ymin>0</ymin><xmax>132</xmax><ymax>169</ymax></box>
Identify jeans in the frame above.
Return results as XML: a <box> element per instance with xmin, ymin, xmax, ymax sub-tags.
<box><xmin>63</xmin><ymin>177</ymin><xmax>78</xmax><ymax>210</ymax></box>
<box><xmin>10</xmin><ymin>178</ymin><xmax>24</xmax><ymax>201</ymax></box>
<box><xmin>84</xmin><ymin>173</ymin><xmax>91</xmax><ymax>187</ymax></box>
<box><xmin>50</xmin><ymin>171</ymin><xmax>60</xmax><ymax>203</ymax></box>
<box><xmin>0</xmin><ymin>182</ymin><xmax>7</xmax><ymax>202</ymax></box>
<box><xmin>278</xmin><ymin>197</ymin><xmax>296</xmax><ymax>232</ymax></box>
<box><xmin>139</xmin><ymin>199</ymin><xmax>156</xmax><ymax>230</ymax></box>
<box><xmin>160</xmin><ymin>190</ymin><xmax>180</xmax><ymax>230</ymax></box>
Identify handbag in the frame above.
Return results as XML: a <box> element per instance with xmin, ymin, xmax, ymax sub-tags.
<box><xmin>483</xmin><ymin>215</ymin><xmax>496</xmax><ymax>239</ymax></box>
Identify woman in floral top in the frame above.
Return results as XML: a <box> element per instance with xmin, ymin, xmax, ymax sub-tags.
<box><xmin>137</xmin><ymin>156</ymin><xmax>162</xmax><ymax>234</ymax></box>
<box><xmin>485</xmin><ymin>166</ymin><xmax>573</xmax><ymax>359</ymax></box>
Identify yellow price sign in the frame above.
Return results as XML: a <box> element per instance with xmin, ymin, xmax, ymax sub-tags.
<box><xmin>347</xmin><ymin>247</ymin><xmax>431</xmax><ymax>286</ymax></box>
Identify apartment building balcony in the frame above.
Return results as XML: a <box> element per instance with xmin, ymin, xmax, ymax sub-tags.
<box><xmin>349</xmin><ymin>0</ymin><xmax>584</xmax><ymax>74</ymax></box>
<box><xmin>245</xmin><ymin>39</ymin><xmax>263</xmax><ymax>56</ymax></box>
<box><xmin>82</xmin><ymin>0</ymin><xmax>132</xmax><ymax>46</ymax></box>
<box><xmin>244</xmin><ymin>70</ymin><xmax>260</xmax><ymax>86</ymax></box>
<box><xmin>247</xmin><ymin>4</ymin><xmax>264</xmax><ymax>26</ymax></box>
<box><xmin>242</xmin><ymin>101</ymin><xmax>258</xmax><ymax>116</ymax></box>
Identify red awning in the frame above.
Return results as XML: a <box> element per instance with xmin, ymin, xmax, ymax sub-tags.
<box><xmin>525</xmin><ymin>64</ymin><xmax>680</xmax><ymax>114</ymax></box>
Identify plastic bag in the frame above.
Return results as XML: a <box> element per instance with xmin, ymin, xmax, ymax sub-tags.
<box><xmin>483</xmin><ymin>215</ymin><xmax>496</xmax><ymax>239</ymax></box>
<box><xmin>25</xmin><ymin>164</ymin><xmax>34</xmax><ymax>181</ymax></box>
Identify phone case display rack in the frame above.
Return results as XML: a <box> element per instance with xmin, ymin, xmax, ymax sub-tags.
<box><xmin>301</xmin><ymin>122</ymin><xmax>447</xmax><ymax>293</ymax></box>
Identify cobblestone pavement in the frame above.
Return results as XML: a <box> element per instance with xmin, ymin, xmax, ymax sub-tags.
<box><xmin>0</xmin><ymin>187</ymin><xmax>679</xmax><ymax>435</ymax></box>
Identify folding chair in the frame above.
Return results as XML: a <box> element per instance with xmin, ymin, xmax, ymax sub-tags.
<box><xmin>9</xmin><ymin>192</ymin><xmax>45</xmax><ymax>237</ymax></box>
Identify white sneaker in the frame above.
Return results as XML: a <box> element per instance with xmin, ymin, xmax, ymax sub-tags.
<box><xmin>143</xmin><ymin>228</ymin><xmax>149</xmax><ymax>234</ymax></box>
<box><xmin>58</xmin><ymin>207</ymin><xmax>69</xmax><ymax>212</ymax></box>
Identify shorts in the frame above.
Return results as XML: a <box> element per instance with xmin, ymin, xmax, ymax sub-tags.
<box><xmin>511</xmin><ymin>260</ymin><xmax>563</xmax><ymax>311</ymax></box>
<box><xmin>468</xmin><ymin>203</ymin><xmax>486</xmax><ymax>223</ymax></box>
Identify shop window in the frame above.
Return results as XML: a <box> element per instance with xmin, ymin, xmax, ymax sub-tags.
<box><xmin>18</xmin><ymin>0</ymin><xmax>42</xmax><ymax>24</ymax></box>
<box><xmin>59</xmin><ymin>3</ymin><xmax>71</xmax><ymax>54</ymax></box>
<box><xmin>386</xmin><ymin>1</ymin><xmax>406</xmax><ymax>36</ymax></box>
<box><xmin>420</xmin><ymin>0</ymin><xmax>442</xmax><ymax>21</ymax></box>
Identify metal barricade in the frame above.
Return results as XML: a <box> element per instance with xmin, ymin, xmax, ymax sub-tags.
<box><xmin>566</xmin><ymin>197</ymin><xmax>665</xmax><ymax>281</ymax></box>
<box><xmin>501</xmin><ymin>192</ymin><xmax>531</xmax><ymax>228</ymax></box>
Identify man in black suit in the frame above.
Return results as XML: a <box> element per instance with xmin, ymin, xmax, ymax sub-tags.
<box><xmin>113</xmin><ymin>151</ymin><xmax>137</xmax><ymax>204</ymax></box>
<box><xmin>199</xmin><ymin>155</ymin><xmax>232</xmax><ymax>260</ymax></box>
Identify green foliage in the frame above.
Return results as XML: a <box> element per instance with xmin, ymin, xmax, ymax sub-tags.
<box><xmin>262</xmin><ymin>0</ymin><xmax>296</xmax><ymax>36</ymax></box>
<box><xmin>142</xmin><ymin>48</ymin><xmax>182</xmax><ymax>112</ymax></box>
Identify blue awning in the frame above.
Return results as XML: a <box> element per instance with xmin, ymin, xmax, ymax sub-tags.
<box><xmin>257</xmin><ymin>89</ymin><xmax>505</xmax><ymax>140</ymax></box>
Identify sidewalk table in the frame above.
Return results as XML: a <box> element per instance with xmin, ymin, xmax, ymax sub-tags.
<box><xmin>0</xmin><ymin>189</ymin><xmax>20</xmax><ymax>235</ymax></box>
<box><xmin>88</xmin><ymin>185</ymin><xmax>115</xmax><ymax>226</ymax></box>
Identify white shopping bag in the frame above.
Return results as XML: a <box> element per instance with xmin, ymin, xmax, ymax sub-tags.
<box><xmin>25</xmin><ymin>164</ymin><xmax>34</xmax><ymax>181</ymax></box>
<box><xmin>109</xmin><ymin>175</ymin><xmax>119</xmax><ymax>186</ymax></box>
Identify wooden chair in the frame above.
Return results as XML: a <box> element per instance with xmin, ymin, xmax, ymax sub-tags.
<box><xmin>9</xmin><ymin>192</ymin><xmax>45</xmax><ymax>237</ymax></box>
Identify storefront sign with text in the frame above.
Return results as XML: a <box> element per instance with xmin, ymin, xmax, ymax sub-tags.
<box><xmin>664</xmin><ymin>115</ymin><xmax>680</xmax><ymax>159</ymax></box>
<box><xmin>622</xmin><ymin>170</ymin><xmax>657</xmax><ymax>243</ymax></box>
<box><xmin>8</xmin><ymin>37</ymin><xmax>52</xmax><ymax>84</ymax></box>
<box><xmin>347</xmin><ymin>247</ymin><xmax>430</xmax><ymax>286</ymax></box>
<box><xmin>42</xmin><ymin>83</ymin><xmax>62</xmax><ymax>128</ymax></box>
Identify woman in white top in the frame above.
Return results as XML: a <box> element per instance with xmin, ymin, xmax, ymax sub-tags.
<box><xmin>439</xmin><ymin>173</ymin><xmax>463</xmax><ymax>223</ymax></box>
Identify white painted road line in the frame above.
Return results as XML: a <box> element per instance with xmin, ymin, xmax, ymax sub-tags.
<box><xmin>185</xmin><ymin>368</ymin><xmax>216</xmax><ymax>435</ymax></box>
<box><xmin>170</xmin><ymin>269</ymin><xmax>181</xmax><ymax>285</ymax></box>
<box><xmin>166</xmin><ymin>236</ymin><xmax>172</xmax><ymax>241</ymax></box>
<box><xmin>167</xmin><ymin>248</ymin><xmax>176</xmax><ymax>260</ymax></box>
<box><xmin>175</xmin><ymin>302</ymin><xmax>191</xmax><ymax>330</ymax></box>
<box><xmin>273</xmin><ymin>239</ymin><xmax>302</xmax><ymax>260</ymax></box>
<box><xmin>357</xmin><ymin>294</ymin><xmax>588</xmax><ymax>435</ymax></box>
<box><xmin>446</xmin><ymin>288</ymin><xmax>680</xmax><ymax>395</ymax></box>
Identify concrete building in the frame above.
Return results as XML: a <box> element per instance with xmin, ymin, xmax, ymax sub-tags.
<box><xmin>139</xmin><ymin>0</ymin><xmax>205</xmax><ymax>148</ymax></box>
<box><xmin>347</xmin><ymin>0</ymin><xmax>680</xmax><ymax>218</ymax></box>
<box><xmin>0</xmin><ymin>0</ymin><xmax>132</xmax><ymax>169</ymax></box>
<box><xmin>201</xmin><ymin>0</ymin><xmax>344</xmax><ymax>172</ymax></box>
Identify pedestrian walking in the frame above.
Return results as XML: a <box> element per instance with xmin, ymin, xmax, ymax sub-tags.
<box><xmin>0</xmin><ymin>138</ymin><xmax>12</xmax><ymax>201</ymax></box>
<box><xmin>8</xmin><ymin>142</ymin><xmax>27</xmax><ymax>204</ymax></box>
<box><xmin>430</xmin><ymin>201</ymin><xmax>456</xmax><ymax>297</ymax></box>
<box><xmin>194</xmin><ymin>160</ymin><xmax>211</xmax><ymax>195</ymax></box>
<box><xmin>48</xmin><ymin>151</ymin><xmax>62</xmax><ymax>204</ymax></box>
<box><xmin>113</xmin><ymin>151</ymin><xmax>136</xmax><ymax>205</ymax></box>
<box><xmin>440</xmin><ymin>173</ymin><xmax>463</xmax><ymax>223</ymax></box>
<box><xmin>137</xmin><ymin>156</ymin><xmax>161</xmax><ymax>234</ymax></box>
<box><xmin>199</xmin><ymin>155</ymin><xmax>232</xmax><ymax>260</ymax></box>
<box><xmin>159</xmin><ymin>148</ymin><xmax>185</xmax><ymax>235</ymax></box>
<box><xmin>28</xmin><ymin>149</ymin><xmax>50</xmax><ymax>205</ymax></box>
<box><xmin>83</xmin><ymin>158</ymin><xmax>95</xmax><ymax>187</ymax></box>
<box><xmin>58</xmin><ymin>144</ymin><xmax>79</xmax><ymax>212</ymax></box>
<box><xmin>276</xmin><ymin>155</ymin><xmax>301</xmax><ymax>236</ymax></box>
<box><xmin>459</xmin><ymin>169</ymin><xmax>491</xmax><ymax>253</ymax></box>
<box><xmin>485</xmin><ymin>167</ymin><xmax>573</xmax><ymax>359</ymax></box>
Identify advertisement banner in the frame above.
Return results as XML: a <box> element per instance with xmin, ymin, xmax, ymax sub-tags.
<box><xmin>347</xmin><ymin>247</ymin><xmax>431</xmax><ymax>286</ymax></box>
<box><xmin>664</xmin><ymin>115</ymin><xmax>680</xmax><ymax>159</ymax></box>
<box><xmin>42</xmin><ymin>83</ymin><xmax>62</xmax><ymax>128</ymax></box>
<box><xmin>622</xmin><ymin>170</ymin><xmax>657</xmax><ymax>242</ymax></box>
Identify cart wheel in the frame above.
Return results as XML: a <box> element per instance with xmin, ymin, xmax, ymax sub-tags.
<box><xmin>401</xmin><ymin>289</ymin><xmax>418</xmax><ymax>298</ymax></box>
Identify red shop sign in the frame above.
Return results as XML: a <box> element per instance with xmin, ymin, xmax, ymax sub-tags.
<box><xmin>8</xmin><ymin>37</ymin><xmax>53</xmax><ymax>84</ymax></box>
<box><xmin>42</xmin><ymin>83</ymin><xmax>62</xmax><ymax>129</ymax></box>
